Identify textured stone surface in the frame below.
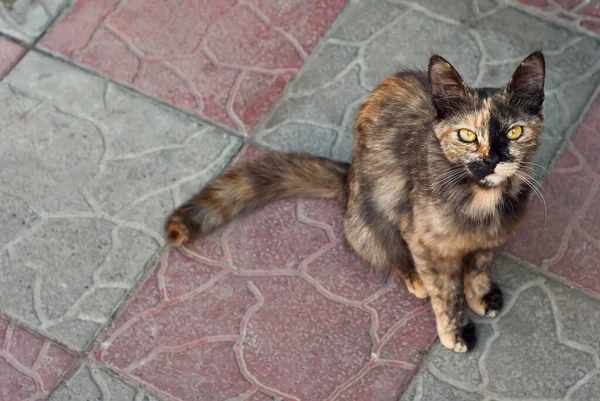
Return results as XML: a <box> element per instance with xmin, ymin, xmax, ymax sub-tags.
<box><xmin>49</xmin><ymin>362</ymin><xmax>162</xmax><ymax>401</ymax></box>
<box><xmin>0</xmin><ymin>51</ymin><xmax>241</xmax><ymax>350</ymax></box>
<box><xmin>506</xmin><ymin>95</ymin><xmax>600</xmax><ymax>295</ymax></box>
<box><xmin>39</xmin><ymin>0</ymin><xmax>347</xmax><ymax>133</ymax></box>
<box><xmin>514</xmin><ymin>0</ymin><xmax>600</xmax><ymax>36</ymax></box>
<box><xmin>402</xmin><ymin>256</ymin><xmax>600</xmax><ymax>401</ymax></box>
<box><xmin>92</xmin><ymin>147</ymin><xmax>435</xmax><ymax>400</ymax></box>
<box><xmin>253</xmin><ymin>0</ymin><xmax>600</xmax><ymax>171</ymax></box>
<box><xmin>0</xmin><ymin>0</ymin><xmax>598</xmax><ymax>399</ymax></box>
<box><xmin>0</xmin><ymin>316</ymin><xmax>76</xmax><ymax>400</ymax></box>
<box><xmin>336</xmin><ymin>366</ymin><xmax>415</xmax><ymax>401</ymax></box>
<box><xmin>401</xmin><ymin>370</ymin><xmax>483</xmax><ymax>401</ymax></box>
<box><xmin>0</xmin><ymin>36</ymin><xmax>24</xmax><ymax>77</ymax></box>
<box><xmin>0</xmin><ymin>0</ymin><xmax>68</xmax><ymax>42</ymax></box>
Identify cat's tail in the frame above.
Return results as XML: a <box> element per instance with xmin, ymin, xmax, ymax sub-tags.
<box><xmin>165</xmin><ymin>151</ymin><xmax>350</xmax><ymax>245</ymax></box>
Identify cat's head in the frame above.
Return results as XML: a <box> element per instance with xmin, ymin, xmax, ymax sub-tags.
<box><xmin>429</xmin><ymin>51</ymin><xmax>545</xmax><ymax>187</ymax></box>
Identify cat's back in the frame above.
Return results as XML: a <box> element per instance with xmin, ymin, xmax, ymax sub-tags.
<box><xmin>354</xmin><ymin>71</ymin><xmax>433</xmax><ymax>152</ymax></box>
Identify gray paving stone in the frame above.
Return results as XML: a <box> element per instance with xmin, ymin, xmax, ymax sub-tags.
<box><xmin>0</xmin><ymin>51</ymin><xmax>242</xmax><ymax>350</ymax></box>
<box><xmin>546</xmin><ymin>279</ymin><xmax>600</xmax><ymax>356</ymax></box>
<box><xmin>49</xmin><ymin>362</ymin><xmax>163</xmax><ymax>401</ymax></box>
<box><xmin>487</xmin><ymin>286</ymin><xmax>593</xmax><ymax>398</ymax></box>
<box><xmin>253</xmin><ymin>0</ymin><xmax>600</xmax><ymax>173</ymax></box>
<box><xmin>0</xmin><ymin>0</ymin><xmax>68</xmax><ymax>42</ymax></box>
<box><xmin>403</xmin><ymin>255</ymin><xmax>600</xmax><ymax>400</ymax></box>
<box><xmin>401</xmin><ymin>370</ymin><xmax>483</xmax><ymax>401</ymax></box>
<box><xmin>571</xmin><ymin>373</ymin><xmax>600</xmax><ymax>401</ymax></box>
<box><xmin>428</xmin><ymin>324</ymin><xmax>493</xmax><ymax>388</ymax></box>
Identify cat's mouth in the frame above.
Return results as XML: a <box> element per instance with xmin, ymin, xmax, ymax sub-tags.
<box><xmin>477</xmin><ymin>162</ymin><xmax>520</xmax><ymax>187</ymax></box>
<box><xmin>480</xmin><ymin>173</ymin><xmax>507</xmax><ymax>187</ymax></box>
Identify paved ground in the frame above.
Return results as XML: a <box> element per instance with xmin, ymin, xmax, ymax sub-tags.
<box><xmin>1</xmin><ymin>0</ymin><xmax>600</xmax><ymax>400</ymax></box>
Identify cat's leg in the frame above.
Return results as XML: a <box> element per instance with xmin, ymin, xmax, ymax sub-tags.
<box><xmin>463</xmin><ymin>249</ymin><xmax>503</xmax><ymax>318</ymax></box>
<box><xmin>396</xmin><ymin>268</ymin><xmax>428</xmax><ymax>299</ymax></box>
<box><xmin>342</xmin><ymin>204</ymin><xmax>428</xmax><ymax>298</ymax></box>
<box><xmin>409</xmin><ymin>244</ymin><xmax>474</xmax><ymax>353</ymax></box>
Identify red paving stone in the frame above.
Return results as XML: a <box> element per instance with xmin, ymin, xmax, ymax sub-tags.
<box><xmin>506</xmin><ymin>95</ymin><xmax>600</xmax><ymax>295</ymax></box>
<box><xmin>556</xmin><ymin>0</ymin><xmax>582</xmax><ymax>9</ymax></box>
<box><xmin>0</xmin><ymin>37</ymin><xmax>25</xmax><ymax>79</ymax></box>
<box><xmin>578</xmin><ymin>2</ymin><xmax>600</xmax><ymax>18</ymax></box>
<box><xmin>516</xmin><ymin>0</ymin><xmax>600</xmax><ymax>35</ymax></box>
<box><xmin>0</xmin><ymin>316</ymin><xmax>76</xmax><ymax>401</ymax></box>
<box><xmin>39</xmin><ymin>0</ymin><xmax>346</xmax><ymax>134</ymax></box>
<box><xmin>516</xmin><ymin>0</ymin><xmax>553</xmax><ymax>9</ymax></box>
<box><xmin>92</xmin><ymin>147</ymin><xmax>434</xmax><ymax>401</ymax></box>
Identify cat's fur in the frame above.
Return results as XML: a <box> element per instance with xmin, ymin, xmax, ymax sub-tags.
<box><xmin>165</xmin><ymin>51</ymin><xmax>545</xmax><ymax>352</ymax></box>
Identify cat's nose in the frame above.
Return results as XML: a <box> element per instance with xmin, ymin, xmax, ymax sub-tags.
<box><xmin>483</xmin><ymin>151</ymin><xmax>500</xmax><ymax>167</ymax></box>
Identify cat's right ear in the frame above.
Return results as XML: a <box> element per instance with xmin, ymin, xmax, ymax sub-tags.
<box><xmin>428</xmin><ymin>55</ymin><xmax>468</xmax><ymax>117</ymax></box>
<box><xmin>506</xmin><ymin>51</ymin><xmax>545</xmax><ymax>114</ymax></box>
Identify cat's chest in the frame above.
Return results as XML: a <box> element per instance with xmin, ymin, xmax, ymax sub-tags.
<box><xmin>410</xmin><ymin>199</ymin><xmax>514</xmax><ymax>258</ymax></box>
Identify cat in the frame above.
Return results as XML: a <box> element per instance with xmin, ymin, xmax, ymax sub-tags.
<box><xmin>165</xmin><ymin>51</ymin><xmax>545</xmax><ymax>353</ymax></box>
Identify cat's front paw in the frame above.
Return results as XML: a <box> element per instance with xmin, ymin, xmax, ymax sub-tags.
<box><xmin>401</xmin><ymin>274</ymin><xmax>429</xmax><ymax>299</ymax></box>
<box><xmin>467</xmin><ymin>282</ymin><xmax>503</xmax><ymax>318</ymax></box>
<box><xmin>438</xmin><ymin>321</ymin><xmax>476</xmax><ymax>353</ymax></box>
<box><xmin>481</xmin><ymin>282</ymin><xmax>503</xmax><ymax>317</ymax></box>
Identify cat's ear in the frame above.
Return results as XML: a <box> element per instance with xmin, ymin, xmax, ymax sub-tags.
<box><xmin>428</xmin><ymin>55</ymin><xmax>468</xmax><ymax>116</ymax></box>
<box><xmin>506</xmin><ymin>51</ymin><xmax>545</xmax><ymax>114</ymax></box>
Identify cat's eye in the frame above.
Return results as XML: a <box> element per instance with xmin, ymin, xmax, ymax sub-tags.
<box><xmin>458</xmin><ymin>129</ymin><xmax>477</xmax><ymax>143</ymax></box>
<box><xmin>507</xmin><ymin>126</ymin><xmax>523</xmax><ymax>140</ymax></box>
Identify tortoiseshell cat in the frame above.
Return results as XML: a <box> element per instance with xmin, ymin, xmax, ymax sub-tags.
<box><xmin>165</xmin><ymin>51</ymin><xmax>545</xmax><ymax>353</ymax></box>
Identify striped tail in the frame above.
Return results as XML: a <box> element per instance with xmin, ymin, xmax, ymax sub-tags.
<box><xmin>165</xmin><ymin>151</ymin><xmax>350</xmax><ymax>245</ymax></box>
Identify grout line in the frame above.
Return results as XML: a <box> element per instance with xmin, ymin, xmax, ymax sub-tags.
<box><xmin>47</xmin><ymin>357</ymin><xmax>87</xmax><ymax>399</ymax></box>
<box><xmin>0</xmin><ymin>32</ymin><xmax>31</xmax><ymax>78</ymax></box>
<box><xmin>0</xmin><ymin>31</ymin><xmax>33</xmax><ymax>49</ymax></box>
<box><xmin>501</xmin><ymin>252</ymin><xmax>600</xmax><ymax>303</ymax></box>
<box><xmin>79</xmin><ymin>141</ymin><xmax>246</xmax><ymax>352</ymax></box>
<box><xmin>27</xmin><ymin>46</ymin><xmax>247</xmax><ymax>141</ymax></box>
<box><xmin>2</xmin><ymin>1</ymin><xmax>600</xmax><ymax>399</ymax></box>
<box><xmin>79</xmin><ymin>246</ymin><xmax>163</xmax><ymax>353</ymax></box>
<box><xmin>28</xmin><ymin>0</ymin><xmax>74</xmax><ymax>48</ymax></box>
<box><xmin>0</xmin><ymin>309</ymin><xmax>87</xmax><ymax>356</ymax></box>
<box><xmin>508</xmin><ymin>1</ymin><xmax>600</xmax><ymax>40</ymax></box>
<box><xmin>546</xmin><ymin>83</ymin><xmax>600</xmax><ymax>171</ymax></box>
<box><xmin>47</xmin><ymin>357</ymin><xmax>172</xmax><ymax>401</ymax></box>
<box><xmin>247</xmin><ymin>0</ymin><xmax>359</xmax><ymax>140</ymax></box>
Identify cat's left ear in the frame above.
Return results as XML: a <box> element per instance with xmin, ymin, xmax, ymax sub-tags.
<box><xmin>428</xmin><ymin>55</ymin><xmax>469</xmax><ymax>117</ymax></box>
<box><xmin>506</xmin><ymin>51</ymin><xmax>545</xmax><ymax>114</ymax></box>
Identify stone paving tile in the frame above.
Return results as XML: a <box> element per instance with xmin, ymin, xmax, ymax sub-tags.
<box><xmin>506</xmin><ymin>94</ymin><xmax>600</xmax><ymax>295</ymax></box>
<box><xmin>0</xmin><ymin>36</ymin><xmax>25</xmax><ymax>77</ymax></box>
<box><xmin>401</xmin><ymin>255</ymin><xmax>600</xmax><ymax>401</ymax></box>
<box><xmin>0</xmin><ymin>50</ymin><xmax>242</xmax><ymax>351</ymax></box>
<box><xmin>0</xmin><ymin>0</ymin><xmax>68</xmax><ymax>42</ymax></box>
<box><xmin>91</xmin><ymin>146</ymin><xmax>436</xmax><ymax>401</ymax></box>
<box><xmin>38</xmin><ymin>0</ymin><xmax>347</xmax><ymax>134</ymax></box>
<box><xmin>253</xmin><ymin>0</ymin><xmax>600</xmax><ymax>171</ymax></box>
<box><xmin>49</xmin><ymin>361</ymin><xmax>163</xmax><ymax>401</ymax></box>
<box><xmin>0</xmin><ymin>315</ymin><xmax>77</xmax><ymax>401</ymax></box>
<box><xmin>514</xmin><ymin>0</ymin><xmax>600</xmax><ymax>36</ymax></box>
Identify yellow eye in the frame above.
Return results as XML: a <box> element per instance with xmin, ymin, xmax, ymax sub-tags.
<box><xmin>507</xmin><ymin>126</ymin><xmax>523</xmax><ymax>140</ymax></box>
<box><xmin>458</xmin><ymin>129</ymin><xmax>477</xmax><ymax>143</ymax></box>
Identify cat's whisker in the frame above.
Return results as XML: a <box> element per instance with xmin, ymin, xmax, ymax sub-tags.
<box><xmin>519</xmin><ymin>165</ymin><xmax>544</xmax><ymax>177</ymax></box>
<box><xmin>445</xmin><ymin>172</ymin><xmax>471</xmax><ymax>189</ymax></box>
<box><xmin>437</xmin><ymin>165</ymin><xmax>466</xmax><ymax>181</ymax></box>
<box><xmin>437</xmin><ymin>169</ymin><xmax>463</xmax><ymax>184</ymax></box>
<box><xmin>514</xmin><ymin>171</ymin><xmax>548</xmax><ymax>225</ymax></box>
<box><xmin>438</xmin><ymin>170</ymin><xmax>469</xmax><ymax>188</ymax></box>
<box><xmin>517</xmin><ymin>167</ymin><xmax>552</xmax><ymax>198</ymax></box>
<box><xmin>438</xmin><ymin>170</ymin><xmax>464</xmax><ymax>183</ymax></box>
<box><xmin>521</xmin><ymin>161</ymin><xmax>549</xmax><ymax>174</ymax></box>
